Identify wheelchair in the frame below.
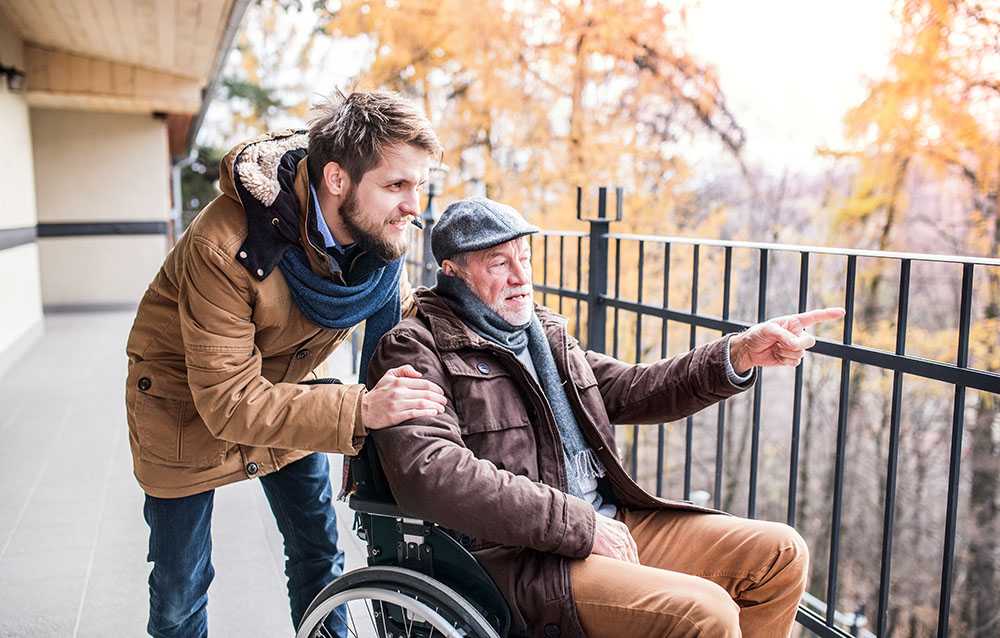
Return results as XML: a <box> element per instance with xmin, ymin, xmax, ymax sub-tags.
<box><xmin>296</xmin><ymin>443</ymin><xmax>513</xmax><ymax>638</ymax></box>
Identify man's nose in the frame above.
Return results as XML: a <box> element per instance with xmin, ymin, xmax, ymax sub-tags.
<box><xmin>399</xmin><ymin>188</ymin><xmax>419</xmax><ymax>215</ymax></box>
<box><xmin>510</xmin><ymin>259</ymin><xmax>529</xmax><ymax>285</ymax></box>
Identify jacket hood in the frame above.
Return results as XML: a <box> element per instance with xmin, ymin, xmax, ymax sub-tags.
<box><xmin>220</xmin><ymin>129</ymin><xmax>302</xmax><ymax>196</ymax></box>
<box><xmin>217</xmin><ymin>129</ymin><xmax>331</xmax><ymax>282</ymax></box>
<box><xmin>214</xmin><ymin>129</ymin><xmax>410</xmax><ymax>284</ymax></box>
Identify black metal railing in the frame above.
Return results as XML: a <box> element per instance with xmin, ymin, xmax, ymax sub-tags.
<box><xmin>402</xmin><ymin>186</ymin><xmax>999</xmax><ymax>637</ymax></box>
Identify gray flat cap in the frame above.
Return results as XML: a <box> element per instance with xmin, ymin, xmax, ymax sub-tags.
<box><xmin>431</xmin><ymin>197</ymin><xmax>539</xmax><ymax>265</ymax></box>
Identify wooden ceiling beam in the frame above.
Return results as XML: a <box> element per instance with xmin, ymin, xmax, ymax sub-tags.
<box><xmin>0</xmin><ymin>0</ymin><xmax>233</xmax><ymax>80</ymax></box>
<box><xmin>23</xmin><ymin>44</ymin><xmax>201</xmax><ymax>114</ymax></box>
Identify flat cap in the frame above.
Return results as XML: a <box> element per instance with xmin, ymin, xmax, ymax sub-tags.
<box><xmin>431</xmin><ymin>197</ymin><xmax>539</xmax><ymax>265</ymax></box>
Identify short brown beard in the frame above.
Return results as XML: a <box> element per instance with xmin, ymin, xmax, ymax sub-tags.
<box><xmin>339</xmin><ymin>185</ymin><xmax>408</xmax><ymax>262</ymax></box>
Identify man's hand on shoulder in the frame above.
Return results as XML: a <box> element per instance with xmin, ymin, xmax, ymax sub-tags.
<box><xmin>591</xmin><ymin>514</ymin><xmax>639</xmax><ymax>564</ymax></box>
<box><xmin>730</xmin><ymin>307</ymin><xmax>846</xmax><ymax>374</ymax></box>
<box><xmin>361</xmin><ymin>364</ymin><xmax>448</xmax><ymax>430</ymax></box>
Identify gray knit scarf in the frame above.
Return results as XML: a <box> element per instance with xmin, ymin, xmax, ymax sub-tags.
<box><xmin>434</xmin><ymin>273</ymin><xmax>606</xmax><ymax>500</ymax></box>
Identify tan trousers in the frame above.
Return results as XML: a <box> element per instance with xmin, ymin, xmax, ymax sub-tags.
<box><xmin>569</xmin><ymin>509</ymin><xmax>809</xmax><ymax>637</ymax></box>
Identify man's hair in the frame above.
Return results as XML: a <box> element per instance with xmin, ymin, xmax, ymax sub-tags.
<box><xmin>307</xmin><ymin>91</ymin><xmax>442</xmax><ymax>185</ymax></box>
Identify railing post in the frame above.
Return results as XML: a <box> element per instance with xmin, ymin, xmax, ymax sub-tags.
<box><xmin>420</xmin><ymin>180</ymin><xmax>439</xmax><ymax>287</ymax></box>
<box><xmin>582</xmin><ymin>186</ymin><xmax>619</xmax><ymax>353</ymax></box>
<box><xmin>849</xmin><ymin>604</ymin><xmax>866</xmax><ymax>637</ymax></box>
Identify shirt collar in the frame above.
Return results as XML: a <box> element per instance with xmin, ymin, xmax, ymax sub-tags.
<box><xmin>310</xmin><ymin>184</ymin><xmax>352</xmax><ymax>254</ymax></box>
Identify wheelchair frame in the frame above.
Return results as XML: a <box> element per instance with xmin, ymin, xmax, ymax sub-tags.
<box><xmin>297</xmin><ymin>446</ymin><xmax>513</xmax><ymax>638</ymax></box>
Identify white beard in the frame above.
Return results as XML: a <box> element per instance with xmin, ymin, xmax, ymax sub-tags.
<box><xmin>487</xmin><ymin>288</ymin><xmax>534</xmax><ymax>326</ymax></box>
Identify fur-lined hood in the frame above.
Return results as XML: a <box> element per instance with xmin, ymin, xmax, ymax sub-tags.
<box><xmin>216</xmin><ymin>129</ymin><xmax>393</xmax><ymax>285</ymax></box>
<box><xmin>219</xmin><ymin>128</ymin><xmax>308</xmax><ymax>206</ymax></box>
<box><xmin>217</xmin><ymin>129</ymin><xmax>330</xmax><ymax>282</ymax></box>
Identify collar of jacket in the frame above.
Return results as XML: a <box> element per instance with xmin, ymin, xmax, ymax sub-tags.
<box><xmin>413</xmin><ymin>288</ymin><xmax>569</xmax><ymax>353</ymax></box>
<box><xmin>230</xmin><ymin>130</ymin><xmax>343</xmax><ymax>282</ymax></box>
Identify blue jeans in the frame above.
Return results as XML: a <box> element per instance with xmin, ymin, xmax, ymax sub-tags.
<box><xmin>143</xmin><ymin>453</ymin><xmax>347</xmax><ymax>637</ymax></box>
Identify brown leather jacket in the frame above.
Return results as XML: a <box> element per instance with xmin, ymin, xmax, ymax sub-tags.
<box><xmin>368</xmin><ymin>289</ymin><xmax>754</xmax><ymax>638</ymax></box>
<box><xmin>125</xmin><ymin>130</ymin><xmax>413</xmax><ymax>498</ymax></box>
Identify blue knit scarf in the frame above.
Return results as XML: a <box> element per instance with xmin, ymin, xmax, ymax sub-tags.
<box><xmin>278</xmin><ymin>245</ymin><xmax>402</xmax><ymax>386</ymax></box>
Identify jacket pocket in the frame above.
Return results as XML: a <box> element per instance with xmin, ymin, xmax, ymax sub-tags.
<box><xmin>128</xmin><ymin>362</ymin><xmax>225</xmax><ymax>468</ymax></box>
<box><xmin>443</xmin><ymin>352</ymin><xmax>539</xmax><ymax>479</ymax></box>
<box><xmin>458</xmin><ymin>402</ymin><xmax>537</xmax><ymax>478</ymax></box>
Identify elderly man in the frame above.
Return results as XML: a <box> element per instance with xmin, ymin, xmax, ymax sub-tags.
<box><xmin>367</xmin><ymin>197</ymin><xmax>843</xmax><ymax>637</ymax></box>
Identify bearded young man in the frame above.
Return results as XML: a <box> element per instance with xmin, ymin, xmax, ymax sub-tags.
<box><xmin>367</xmin><ymin>197</ymin><xmax>846</xmax><ymax>638</ymax></box>
<box><xmin>124</xmin><ymin>92</ymin><xmax>449</xmax><ymax>638</ymax></box>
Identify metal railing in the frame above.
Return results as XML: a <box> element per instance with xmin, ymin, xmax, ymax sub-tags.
<box><xmin>403</xmin><ymin>186</ymin><xmax>999</xmax><ymax>637</ymax></box>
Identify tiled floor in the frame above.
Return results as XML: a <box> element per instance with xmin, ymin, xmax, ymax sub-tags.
<box><xmin>0</xmin><ymin>311</ymin><xmax>366</xmax><ymax>637</ymax></box>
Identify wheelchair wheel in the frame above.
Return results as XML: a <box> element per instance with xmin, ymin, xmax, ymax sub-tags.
<box><xmin>297</xmin><ymin>566</ymin><xmax>502</xmax><ymax>638</ymax></box>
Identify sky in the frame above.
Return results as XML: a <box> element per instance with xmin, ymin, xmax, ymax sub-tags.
<box><xmin>683</xmin><ymin>0</ymin><xmax>897</xmax><ymax>172</ymax></box>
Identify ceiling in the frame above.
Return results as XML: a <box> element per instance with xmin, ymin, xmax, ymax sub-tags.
<box><xmin>0</xmin><ymin>0</ymin><xmax>235</xmax><ymax>80</ymax></box>
<box><xmin>0</xmin><ymin>0</ymin><xmax>247</xmax><ymax>121</ymax></box>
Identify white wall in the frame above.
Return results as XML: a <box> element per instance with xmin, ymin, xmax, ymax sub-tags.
<box><xmin>38</xmin><ymin>235</ymin><xmax>167</xmax><ymax>306</ymax></box>
<box><xmin>0</xmin><ymin>12</ymin><xmax>43</xmax><ymax>361</ymax></box>
<box><xmin>30</xmin><ymin>109</ymin><xmax>171</xmax><ymax>306</ymax></box>
<box><xmin>0</xmin><ymin>243</ymin><xmax>43</xmax><ymax>349</ymax></box>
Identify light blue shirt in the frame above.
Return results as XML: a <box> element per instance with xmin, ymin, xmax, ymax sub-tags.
<box><xmin>310</xmin><ymin>185</ymin><xmax>351</xmax><ymax>254</ymax></box>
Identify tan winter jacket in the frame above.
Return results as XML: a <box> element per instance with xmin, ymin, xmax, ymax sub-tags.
<box><xmin>125</xmin><ymin>130</ymin><xmax>413</xmax><ymax>498</ymax></box>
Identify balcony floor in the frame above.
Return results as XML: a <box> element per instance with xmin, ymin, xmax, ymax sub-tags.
<box><xmin>0</xmin><ymin>310</ymin><xmax>366</xmax><ymax>637</ymax></box>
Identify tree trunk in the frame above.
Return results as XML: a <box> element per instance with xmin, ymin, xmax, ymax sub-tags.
<box><xmin>567</xmin><ymin>11</ymin><xmax>589</xmax><ymax>188</ymax></box>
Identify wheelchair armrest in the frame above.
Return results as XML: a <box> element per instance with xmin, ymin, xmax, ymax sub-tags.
<box><xmin>349</xmin><ymin>495</ymin><xmax>407</xmax><ymax>518</ymax></box>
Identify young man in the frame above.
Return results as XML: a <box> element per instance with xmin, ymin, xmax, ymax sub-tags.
<box><xmin>124</xmin><ymin>92</ymin><xmax>448</xmax><ymax>637</ymax></box>
<box><xmin>367</xmin><ymin>197</ymin><xmax>846</xmax><ymax>637</ymax></box>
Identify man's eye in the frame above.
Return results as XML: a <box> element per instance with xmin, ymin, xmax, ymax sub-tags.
<box><xmin>388</xmin><ymin>182</ymin><xmax>403</xmax><ymax>191</ymax></box>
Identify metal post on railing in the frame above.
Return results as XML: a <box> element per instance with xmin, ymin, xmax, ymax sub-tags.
<box><xmin>849</xmin><ymin>604</ymin><xmax>867</xmax><ymax>637</ymax></box>
<box><xmin>578</xmin><ymin>186</ymin><xmax>623</xmax><ymax>353</ymax></box>
<box><xmin>420</xmin><ymin>178</ymin><xmax>440</xmax><ymax>288</ymax></box>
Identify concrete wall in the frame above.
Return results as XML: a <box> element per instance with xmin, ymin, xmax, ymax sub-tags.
<box><xmin>30</xmin><ymin>109</ymin><xmax>171</xmax><ymax>307</ymax></box>
<box><xmin>0</xmin><ymin>12</ymin><xmax>43</xmax><ymax>365</ymax></box>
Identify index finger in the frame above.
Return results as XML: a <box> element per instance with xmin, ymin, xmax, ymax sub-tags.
<box><xmin>396</xmin><ymin>377</ymin><xmax>446</xmax><ymax>395</ymax></box>
<box><xmin>387</xmin><ymin>364</ymin><xmax>422</xmax><ymax>378</ymax></box>
<box><xmin>794</xmin><ymin>307</ymin><xmax>846</xmax><ymax>328</ymax></box>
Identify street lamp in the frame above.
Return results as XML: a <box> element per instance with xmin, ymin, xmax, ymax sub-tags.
<box><xmin>419</xmin><ymin>165</ymin><xmax>449</xmax><ymax>287</ymax></box>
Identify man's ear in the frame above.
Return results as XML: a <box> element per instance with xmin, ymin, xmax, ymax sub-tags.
<box><xmin>321</xmin><ymin>161</ymin><xmax>349</xmax><ymax>197</ymax></box>
<box><xmin>441</xmin><ymin>259</ymin><xmax>457</xmax><ymax>277</ymax></box>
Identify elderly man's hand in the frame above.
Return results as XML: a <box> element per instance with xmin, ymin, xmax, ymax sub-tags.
<box><xmin>591</xmin><ymin>514</ymin><xmax>639</xmax><ymax>564</ymax></box>
<box><xmin>730</xmin><ymin>307</ymin><xmax>846</xmax><ymax>374</ymax></box>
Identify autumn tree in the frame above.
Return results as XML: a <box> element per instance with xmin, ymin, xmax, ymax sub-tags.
<box><xmin>828</xmin><ymin>0</ymin><xmax>999</xmax><ymax>633</ymax></box>
<box><xmin>316</xmin><ymin>0</ymin><xmax>745</xmax><ymax>233</ymax></box>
